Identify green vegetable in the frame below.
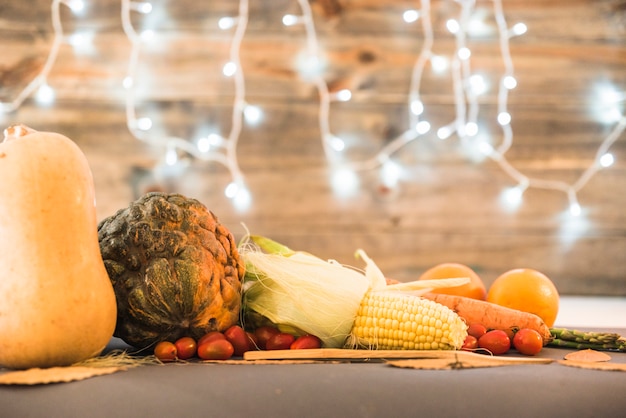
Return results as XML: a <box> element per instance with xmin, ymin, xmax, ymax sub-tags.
<box><xmin>548</xmin><ymin>328</ymin><xmax>626</xmax><ymax>352</ymax></box>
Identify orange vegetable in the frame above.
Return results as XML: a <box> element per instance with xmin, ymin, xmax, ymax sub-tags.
<box><xmin>421</xmin><ymin>293</ymin><xmax>552</xmax><ymax>343</ymax></box>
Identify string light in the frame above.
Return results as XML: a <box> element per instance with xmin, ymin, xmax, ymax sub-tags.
<box><xmin>0</xmin><ymin>0</ymin><xmax>79</xmax><ymax>113</ymax></box>
<box><xmin>120</xmin><ymin>0</ymin><xmax>251</xmax><ymax>211</ymax></box>
<box><xmin>1</xmin><ymin>0</ymin><xmax>623</xmax><ymax>220</ymax></box>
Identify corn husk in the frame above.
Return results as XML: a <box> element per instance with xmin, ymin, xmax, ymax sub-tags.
<box><xmin>239</xmin><ymin>235</ymin><xmax>469</xmax><ymax>348</ymax></box>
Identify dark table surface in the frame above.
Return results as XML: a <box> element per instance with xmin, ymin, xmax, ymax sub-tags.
<box><xmin>2</xmin><ymin>333</ymin><xmax>626</xmax><ymax>418</ymax></box>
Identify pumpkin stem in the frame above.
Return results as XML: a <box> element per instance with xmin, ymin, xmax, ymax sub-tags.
<box><xmin>3</xmin><ymin>124</ymin><xmax>36</xmax><ymax>143</ymax></box>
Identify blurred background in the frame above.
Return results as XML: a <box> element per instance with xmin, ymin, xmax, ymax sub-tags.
<box><xmin>1</xmin><ymin>0</ymin><xmax>625</xmax><ymax>296</ymax></box>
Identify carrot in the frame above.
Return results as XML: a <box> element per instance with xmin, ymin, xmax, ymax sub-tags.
<box><xmin>421</xmin><ymin>292</ymin><xmax>552</xmax><ymax>344</ymax></box>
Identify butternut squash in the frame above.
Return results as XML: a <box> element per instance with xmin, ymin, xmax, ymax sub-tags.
<box><xmin>0</xmin><ymin>125</ymin><xmax>117</xmax><ymax>370</ymax></box>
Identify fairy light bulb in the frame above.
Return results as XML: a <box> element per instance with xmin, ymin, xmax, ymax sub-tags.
<box><xmin>403</xmin><ymin>10</ymin><xmax>420</xmax><ymax>23</ymax></box>
<box><xmin>328</xmin><ymin>135</ymin><xmax>345</xmax><ymax>152</ymax></box>
<box><xmin>381</xmin><ymin>160</ymin><xmax>401</xmax><ymax>187</ymax></box>
<box><xmin>165</xmin><ymin>146</ymin><xmax>178</xmax><ymax>166</ymax></box>
<box><xmin>243</xmin><ymin>104</ymin><xmax>262</xmax><ymax>124</ymax></box>
<box><xmin>469</xmin><ymin>74</ymin><xmax>487</xmax><ymax>95</ymax></box>
<box><xmin>415</xmin><ymin>120</ymin><xmax>431</xmax><ymax>135</ymax></box>
<box><xmin>503</xmin><ymin>75</ymin><xmax>517</xmax><ymax>90</ymax></box>
<box><xmin>123</xmin><ymin>76</ymin><xmax>133</xmax><ymax>89</ymax></box>
<box><xmin>457</xmin><ymin>47</ymin><xmax>471</xmax><ymax>60</ymax></box>
<box><xmin>410</xmin><ymin>99</ymin><xmax>424</xmax><ymax>115</ymax></box>
<box><xmin>218</xmin><ymin>17</ymin><xmax>236</xmax><ymax>30</ymax></box>
<box><xmin>465</xmin><ymin>122</ymin><xmax>478</xmax><ymax>136</ymax></box>
<box><xmin>222</xmin><ymin>62</ymin><xmax>237</xmax><ymax>77</ymax></box>
<box><xmin>224</xmin><ymin>181</ymin><xmax>240</xmax><ymax>199</ymax></box>
<box><xmin>497</xmin><ymin>112</ymin><xmax>512</xmax><ymax>126</ymax></box>
<box><xmin>136</xmin><ymin>117</ymin><xmax>152</xmax><ymax>131</ymax></box>
<box><xmin>437</xmin><ymin>126</ymin><xmax>453</xmax><ymax>140</ymax></box>
<box><xmin>331</xmin><ymin>168</ymin><xmax>359</xmax><ymax>197</ymax></box>
<box><xmin>569</xmin><ymin>202</ymin><xmax>582</xmax><ymax>217</ymax></box>
<box><xmin>35</xmin><ymin>83</ymin><xmax>55</xmax><ymax>105</ymax></box>
<box><xmin>282</xmin><ymin>14</ymin><xmax>300</xmax><ymax>26</ymax></box>
<box><xmin>599</xmin><ymin>153</ymin><xmax>614</xmax><ymax>168</ymax></box>
<box><xmin>511</xmin><ymin>22</ymin><xmax>527</xmax><ymax>36</ymax></box>
<box><xmin>334</xmin><ymin>89</ymin><xmax>352</xmax><ymax>102</ymax></box>
<box><xmin>446</xmin><ymin>19</ymin><xmax>460</xmax><ymax>34</ymax></box>
<box><xmin>431</xmin><ymin>55</ymin><xmax>448</xmax><ymax>73</ymax></box>
<box><xmin>232</xmin><ymin>186</ymin><xmax>252</xmax><ymax>211</ymax></box>
<box><xmin>66</xmin><ymin>0</ymin><xmax>85</xmax><ymax>14</ymax></box>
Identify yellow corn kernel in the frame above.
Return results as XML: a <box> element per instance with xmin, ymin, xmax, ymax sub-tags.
<box><xmin>346</xmin><ymin>290</ymin><xmax>468</xmax><ymax>350</ymax></box>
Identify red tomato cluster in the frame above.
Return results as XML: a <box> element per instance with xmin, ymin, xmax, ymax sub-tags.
<box><xmin>153</xmin><ymin>325</ymin><xmax>322</xmax><ymax>362</ymax></box>
<box><xmin>461</xmin><ymin>323</ymin><xmax>543</xmax><ymax>356</ymax></box>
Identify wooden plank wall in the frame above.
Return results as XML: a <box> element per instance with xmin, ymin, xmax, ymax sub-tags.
<box><xmin>1</xmin><ymin>0</ymin><xmax>625</xmax><ymax>295</ymax></box>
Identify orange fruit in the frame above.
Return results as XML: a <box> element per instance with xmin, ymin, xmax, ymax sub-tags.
<box><xmin>487</xmin><ymin>268</ymin><xmax>560</xmax><ymax>327</ymax></box>
<box><xmin>418</xmin><ymin>263</ymin><xmax>487</xmax><ymax>300</ymax></box>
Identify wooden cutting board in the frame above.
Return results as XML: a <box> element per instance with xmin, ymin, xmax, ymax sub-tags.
<box><xmin>243</xmin><ymin>348</ymin><xmax>554</xmax><ymax>366</ymax></box>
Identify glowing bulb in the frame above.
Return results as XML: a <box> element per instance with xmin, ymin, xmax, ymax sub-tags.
<box><xmin>569</xmin><ymin>202</ymin><xmax>582</xmax><ymax>217</ymax></box>
<box><xmin>437</xmin><ymin>126</ymin><xmax>453</xmax><ymax>140</ymax></box>
<box><xmin>497</xmin><ymin>112</ymin><xmax>511</xmax><ymax>126</ymax></box>
<box><xmin>469</xmin><ymin>74</ymin><xmax>487</xmax><ymax>95</ymax></box>
<box><xmin>232</xmin><ymin>186</ymin><xmax>252</xmax><ymax>211</ymax></box>
<box><xmin>511</xmin><ymin>22</ymin><xmax>528</xmax><ymax>36</ymax></box>
<box><xmin>218</xmin><ymin>17</ymin><xmax>236</xmax><ymax>30</ymax></box>
<box><xmin>130</xmin><ymin>1</ymin><xmax>152</xmax><ymax>13</ymax></box>
<box><xmin>599</xmin><ymin>153</ymin><xmax>614</xmax><ymax>168</ymax></box>
<box><xmin>224</xmin><ymin>182</ymin><xmax>239</xmax><ymax>199</ymax></box>
<box><xmin>328</xmin><ymin>135</ymin><xmax>345</xmax><ymax>152</ymax></box>
<box><xmin>335</xmin><ymin>89</ymin><xmax>352</xmax><ymax>102</ymax></box>
<box><xmin>197</xmin><ymin>137</ymin><xmax>210</xmax><ymax>153</ymax></box>
<box><xmin>465</xmin><ymin>122</ymin><xmax>478</xmax><ymax>136</ymax></box>
<box><xmin>222</xmin><ymin>62</ymin><xmax>237</xmax><ymax>77</ymax></box>
<box><xmin>140</xmin><ymin>29</ymin><xmax>155</xmax><ymax>41</ymax></box>
<box><xmin>431</xmin><ymin>55</ymin><xmax>448</xmax><ymax>73</ymax></box>
<box><xmin>165</xmin><ymin>147</ymin><xmax>178</xmax><ymax>166</ymax></box>
<box><xmin>478</xmin><ymin>141</ymin><xmax>494</xmax><ymax>156</ymax></box>
<box><xmin>123</xmin><ymin>76</ymin><xmax>134</xmax><ymax>89</ymax></box>
<box><xmin>410</xmin><ymin>99</ymin><xmax>424</xmax><ymax>115</ymax></box>
<box><xmin>446</xmin><ymin>19</ymin><xmax>460</xmax><ymax>34</ymax></box>
<box><xmin>381</xmin><ymin>161</ymin><xmax>401</xmax><ymax>187</ymax></box>
<box><xmin>403</xmin><ymin>10</ymin><xmax>420</xmax><ymax>23</ymax></box>
<box><xmin>457</xmin><ymin>47</ymin><xmax>471</xmax><ymax>60</ymax></box>
<box><xmin>243</xmin><ymin>105</ymin><xmax>262</xmax><ymax>124</ymax></box>
<box><xmin>282</xmin><ymin>14</ymin><xmax>300</xmax><ymax>26</ymax></box>
<box><xmin>416</xmin><ymin>120</ymin><xmax>431</xmax><ymax>135</ymax></box>
<box><xmin>331</xmin><ymin>168</ymin><xmax>359</xmax><ymax>197</ymax></box>
<box><xmin>66</xmin><ymin>0</ymin><xmax>85</xmax><ymax>14</ymax></box>
<box><xmin>502</xmin><ymin>185</ymin><xmax>525</xmax><ymax>209</ymax></box>
<box><xmin>503</xmin><ymin>75</ymin><xmax>517</xmax><ymax>90</ymax></box>
<box><xmin>136</xmin><ymin>117</ymin><xmax>152</xmax><ymax>131</ymax></box>
<box><xmin>35</xmin><ymin>83</ymin><xmax>55</xmax><ymax>105</ymax></box>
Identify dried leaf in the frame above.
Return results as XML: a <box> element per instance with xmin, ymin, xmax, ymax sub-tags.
<box><xmin>0</xmin><ymin>366</ymin><xmax>125</xmax><ymax>385</ymax></box>
<box><xmin>558</xmin><ymin>360</ymin><xmax>626</xmax><ymax>372</ymax></box>
<box><xmin>563</xmin><ymin>349</ymin><xmax>612</xmax><ymax>362</ymax></box>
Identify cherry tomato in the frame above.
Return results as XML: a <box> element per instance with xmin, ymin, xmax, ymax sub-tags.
<box><xmin>266</xmin><ymin>333</ymin><xmax>296</xmax><ymax>350</ymax></box>
<box><xmin>254</xmin><ymin>326</ymin><xmax>281</xmax><ymax>350</ymax></box>
<box><xmin>461</xmin><ymin>335</ymin><xmax>478</xmax><ymax>351</ymax></box>
<box><xmin>224</xmin><ymin>325</ymin><xmax>253</xmax><ymax>356</ymax></box>
<box><xmin>467</xmin><ymin>323</ymin><xmax>487</xmax><ymax>339</ymax></box>
<box><xmin>290</xmin><ymin>334</ymin><xmax>322</xmax><ymax>350</ymax></box>
<box><xmin>513</xmin><ymin>328</ymin><xmax>544</xmax><ymax>356</ymax></box>
<box><xmin>174</xmin><ymin>336</ymin><xmax>197</xmax><ymax>360</ymax></box>
<box><xmin>198</xmin><ymin>331</ymin><xmax>226</xmax><ymax>346</ymax></box>
<box><xmin>154</xmin><ymin>341</ymin><xmax>177</xmax><ymax>362</ymax></box>
<box><xmin>478</xmin><ymin>330</ymin><xmax>511</xmax><ymax>355</ymax></box>
<box><xmin>197</xmin><ymin>339</ymin><xmax>234</xmax><ymax>360</ymax></box>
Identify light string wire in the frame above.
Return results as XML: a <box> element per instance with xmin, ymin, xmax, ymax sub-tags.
<box><xmin>1</xmin><ymin>0</ymin><xmax>624</xmax><ymax>216</ymax></box>
<box><xmin>0</xmin><ymin>0</ymin><xmax>75</xmax><ymax>112</ymax></box>
<box><xmin>120</xmin><ymin>0</ymin><xmax>249</xmax><ymax>203</ymax></box>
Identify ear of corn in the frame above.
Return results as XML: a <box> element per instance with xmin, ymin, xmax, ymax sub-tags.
<box><xmin>346</xmin><ymin>290</ymin><xmax>468</xmax><ymax>350</ymax></box>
